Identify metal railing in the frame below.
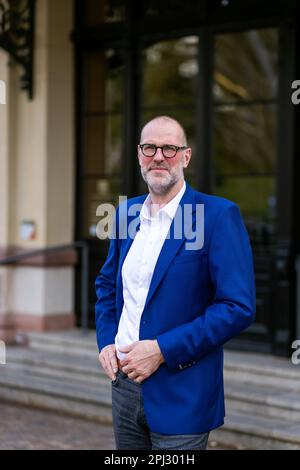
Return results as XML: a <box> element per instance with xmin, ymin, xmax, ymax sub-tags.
<box><xmin>0</xmin><ymin>241</ymin><xmax>89</xmax><ymax>333</ymax></box>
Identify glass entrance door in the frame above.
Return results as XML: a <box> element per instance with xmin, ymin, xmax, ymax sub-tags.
<box><xmin>139</xmin><ymin>28</ymin><xmax>280</xmax><ymax>351</ymax></box>
<box><xmin>212</xmin><ymin>28</ymin><xmax>279</xmax><ymax>351</ymax></box>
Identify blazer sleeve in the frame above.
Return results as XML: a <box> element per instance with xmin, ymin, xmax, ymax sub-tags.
<box><xmin>156</xmin><ymin>203</ymin><xmax>256</xmax><ymax>372</ymax></box>
<box><xmin>95</xmin><ymin>208</ymin><xmax>120</xmax><ymax>352</ymax></box>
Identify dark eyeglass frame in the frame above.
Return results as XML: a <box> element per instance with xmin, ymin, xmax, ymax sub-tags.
<box><xmin>139</xmin><ymin>143</ymin><xmax>188</xmax><ymax>158</ymax></box>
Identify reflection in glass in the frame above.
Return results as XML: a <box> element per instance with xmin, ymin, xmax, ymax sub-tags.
<box><xmin>214</xmin><ymin>29</ymin><xmax>278</xmax><ymax>103</ymax></box>
<box><xmin>143</xmin><ymin>36</ymin><xmax>198</xmax><ymax>108</ymax></box>
<box><xmin>83</xmin><ymin>177</ymin><xmax>121</xmax><ymax>239</ymax></box>
<box><xmin>81</xmin><ymin>47</ymin><xmax>124</xmax><ymax>238</ymax></box>
<box><xmin>82</xmin><ymin>113</ymin><xmax>122</xmax><ymax>238</ymax></box>
<box><xmin>214</xmin><ymin>103</ymin><xmax>277</xmax><ymax>232</ymax></box>
<box><xmin>213</xmin><ymin>28</ymin><xmax>278</xmax><ymax>238</ymax></box>
<box><xmin>84</xmin><ymin>0</ymin><xmax>125</xmax><ymax>26</ymax></box>
<box><xmin>84</xmin><ymin>114</ymin><xmax>122</xmax><ymax>176</ymax></box>
<box><xmin>84</xmin><ymin>50</ymin><xmax>124</xmax><ymax>113</ymax></box>
<box><xmin>214</xmin><ymin>104</ymin><xmax>276</xmax><ymax>177</ymax></box>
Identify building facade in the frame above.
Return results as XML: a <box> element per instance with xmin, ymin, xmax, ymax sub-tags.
<box><xmin>0</xmin><ymin>0</ymin><xmax>299</xmax><ymax>356</ymax></box>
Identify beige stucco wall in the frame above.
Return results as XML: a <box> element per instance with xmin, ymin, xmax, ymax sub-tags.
<box><xmin>0</xmin><ymin>50</ymin><xmax>9</xmax><ymax>246</ymax></box>
<box><xmin>8</xmin><ymin>0</ymin><xmax>74</xmax><ymax>247</ymax></box>
<box><xmin>0</xmin><ymin>0</ymin><xmax>75</xmax><ymax>329</ymax></box>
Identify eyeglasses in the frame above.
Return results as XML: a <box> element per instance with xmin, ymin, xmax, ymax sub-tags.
<box><xmin>139</xmin><ymin>143</ymin><xmax>188</xmax><ymax>159</ymax></box>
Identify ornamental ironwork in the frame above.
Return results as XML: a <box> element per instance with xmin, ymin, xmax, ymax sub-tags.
<box><xmin>0</xmin><ymin>0</ymin><xmax>35</xmax><ymax>99</ymax></box>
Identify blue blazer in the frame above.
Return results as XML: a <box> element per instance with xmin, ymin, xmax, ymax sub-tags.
<box><xmin>95</xmin><ymin>183</ymin><xmax>256</xmax><ymax>434</ymax></box>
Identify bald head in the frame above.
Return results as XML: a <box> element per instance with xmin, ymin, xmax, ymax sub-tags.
<box><xmin>140</xmin><ymin>116</ymin><xmax>187</xmax><ymax>147</ymax></box>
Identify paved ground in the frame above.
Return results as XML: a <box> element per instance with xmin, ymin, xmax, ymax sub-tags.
<box><xmin>0</xmin><ymin>402</ymin><xmax>233</xmax><ymax>450</ymax></box>
<box><xmin>0</xmin><ymin>402</ymin><xmax>116</xmax><ymax>450</ymax></box>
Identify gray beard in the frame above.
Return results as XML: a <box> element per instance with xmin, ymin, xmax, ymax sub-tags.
<box><xmin>141</xmin><ymin>169</ymin><xmax>179</xmax><ymax>195</ymax></box>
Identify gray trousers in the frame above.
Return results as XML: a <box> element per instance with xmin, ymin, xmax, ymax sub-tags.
<box><xmin>111</xmin><ymin>370</ymin><xmax>209</xmax><ymax>450</ymax></box>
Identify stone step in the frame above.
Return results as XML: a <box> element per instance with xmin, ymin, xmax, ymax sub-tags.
<box><xmin>7</xmin><ymin>346</ymin><xmax>106</xmax><ymax>381</ymax></box>
<box><xmin>1</xmin><ymin>365</ymin><xmax>299</xmax><ymax>449</ymax></box>
<box><xmin>224</xmin><ymin>350</ymin><xmax>300</xmax><ymax>391</ymax></box>
<box><xmin>4</xmin><ymin>351</ymin><xmax>300</xmax><ymax>423</ymax></box>
<box><xmin>0</xmin><ymin>366</ymin><xmax>113</xmax><ymax>424</ymax></box>
<box><xmin>225</xmin><ymin>382</ymin><xmax>300</xmax><ymax>422</ymax></box>
<box><xmin>26</xmin><ymin>331</ymin><xmax>98</xmax><ymax>358</ymax></box>
<box><xmin>212</xmin><ymin>411</ymin><xmax>300</xmax><ymax>450</ymax></box>
<box><xmin>6</xmin><ymin>346</ymin><xmax>300</xmax><ymax>422</ymax></box>
<box><xmin>224</xmin><ymin>367</ymin><xmax>300</xmax><ymax>392</ymax></box>
<box><xmin>5</xmin><ymin>360</ymin><xmax>110</xmax><ymax>389</ymax></box>
<box><xmin>27</xmin><ymin>332</ymin><xmax>299</xmax><ymax>389</ymax></box>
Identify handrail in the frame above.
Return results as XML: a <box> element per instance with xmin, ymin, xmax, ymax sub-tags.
<box><xmin>0</xmin><ymin>241</ymin><xmax>89</xmax><ymax>334</ymax></box>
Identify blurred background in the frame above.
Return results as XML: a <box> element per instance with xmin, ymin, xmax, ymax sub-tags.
<box><xmin>0</xmin><ymin>0</ymin><xmax>300</xmax><ymax>450</ymax></box>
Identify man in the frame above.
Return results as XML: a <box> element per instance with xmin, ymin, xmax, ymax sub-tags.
<box><xmin>95</xmin><ymin>116</ymin><xmax>256</xmax><ymax>450</ymax></box>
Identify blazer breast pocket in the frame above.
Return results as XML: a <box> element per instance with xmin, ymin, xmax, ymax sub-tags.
<box><xmin>172</xmin><ymin>250</ymin><xmax>207</xmax><ymax>265</ymax></box>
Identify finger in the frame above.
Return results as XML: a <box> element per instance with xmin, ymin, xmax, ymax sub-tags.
<box><xmin>132</xmin><ymin>374</ymin><xmax>144</xmax><ymax>384</ymax></box>
<box><xmin>99</xmin><ymin>353</ymin><xmax>106</xmax><ymax>370</ymax></box>
<box><xmin>127</xmin><ymin>370</ymin><xmax>139</xmax><ymax>380</ymax></box>
<box><xmin>120</xmin><ymin>357</ymin><xmax>130</xmax><ymax>367</ymax></box>
<box><xmin>103</xmin><ymin>354</ymin><xmax>116</xmax><ymax>381</ymax></box>
<box><xmin>126</xmin><ymin>370</ymin><xmax>134</xmax><ymax>378</ymax></box>
<box><xmin>121</xmin><ymin>365</ymin><xmax>131</xmax><ymax>375</ymax></box>
<box><xmin>109</xmin><ymin>353</ymin><xmax>118</xmax><ymax>374</ymax></box>
<box><xmin>107</xmin><ymin>357</ymin><xmax>117</xmax><ymax>381</ymax></box>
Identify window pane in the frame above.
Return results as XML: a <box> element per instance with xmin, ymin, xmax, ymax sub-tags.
<box><xmin>214</xmin><ymin>104</ymin><xmax>276</xmax><ymax>223</ymax></box>
<box><xmin>214</xmin><ymin>104</ymin><xmax>277</xmax><ymax>176</ymax></box>
<box><xmin>143</xmin><ymin>36</ymin><xmax>198</xmax><ymax>108</ymax></box>
<box><xmin>83</xmin><ymin>114</ymin><xmax>123</xmax><ymax>176</ymax></box>
<box><xmin>83</xmin><ymin>177</ymin><xmax>121</xmax><ymax>238</ymax></box>
<box><xmin>84</xmin><ymin>0</ymin><xmax>125</xmax><ymax>26</ymax></box>
<box><xmin>84</xmin><ymin>50</ymin><xmax>124</xmax><ymax>113</ymax></box>
<box><xmin>214</xmin><ymin>28</ymin><xmax>278</xmax><ymax>102</ymax></box>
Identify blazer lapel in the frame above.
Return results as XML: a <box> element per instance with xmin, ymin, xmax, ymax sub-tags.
<box><xmin>143</xmin><ymin>183</ymin><xmax>196</xmax><ymax>311</ymax></box>
<box><xmin>117</xmin><ymin>195</ymin><xmax>146</xmax><ymax>280</ymax></box>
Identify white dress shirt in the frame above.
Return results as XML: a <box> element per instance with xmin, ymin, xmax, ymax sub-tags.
<box><xmin>115</xmin><ymin>181</ymin><xmax>186</xmax><ymax>360</ymax></box>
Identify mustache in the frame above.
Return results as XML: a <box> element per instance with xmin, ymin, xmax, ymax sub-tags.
<box><xmin>148</xmin><ymin>165</ymin><xmax>169</xmax><ymax>171</ymax></box>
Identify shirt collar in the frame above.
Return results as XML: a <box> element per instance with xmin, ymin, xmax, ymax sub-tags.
<box><xmin>140</xmin><ymin>181</ymin><xmax>186</xmax><ymax>222</ymax></box>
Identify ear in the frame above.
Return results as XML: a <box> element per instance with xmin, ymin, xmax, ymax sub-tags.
<box><xmin>183</xmin><ymin>148</ymin><xmax>192</xmax><ymax>168</ymax></box>
<box><xmin>137</xmin><ymin>145</ymin><xmax>142</xmax><ymax>166</ymax></box>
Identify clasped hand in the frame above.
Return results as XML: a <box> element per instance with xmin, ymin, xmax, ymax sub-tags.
<box><xmin>99</xmin><ymin>340</ymin><xmax>165</xmax><ymax>384</ymax></box>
